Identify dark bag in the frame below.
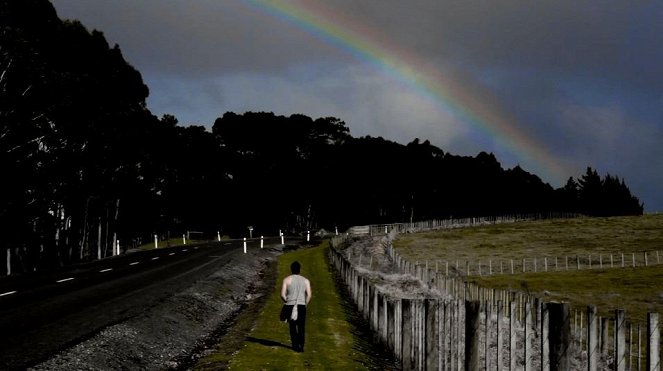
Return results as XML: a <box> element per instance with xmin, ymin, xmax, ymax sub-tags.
<box><xmin>279</xmin><ymin>305</ymin><xmax>291</xmax><ymax>322</ymax></box>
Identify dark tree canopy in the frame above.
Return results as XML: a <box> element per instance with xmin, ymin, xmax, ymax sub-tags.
<box><xmin>0</xmin><ymin>0</ymin><xmax>644</xmax><ymax>274</ymax></box>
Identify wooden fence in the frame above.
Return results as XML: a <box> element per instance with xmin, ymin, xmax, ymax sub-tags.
<box><xmin>330</xmin><ymin>225</ymin><xmax>661</xmax><ymax>370</ymax></box>
<box><xmin>401</xmin><ymin>251</ymin><xmax>663</xmax><ymax>278</ymax></box>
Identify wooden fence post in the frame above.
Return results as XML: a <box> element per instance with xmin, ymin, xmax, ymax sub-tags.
<box><xmin>510</xmin><ymin>301</ymin><xmax>517</xmax><ymax>371</ymax></box>
<box><xmin>402</xmin><ymin>299</ymin><xmax>414</xmax><ymax>370</ymax></box>
<box><xmin>638</xmin><ymin>324</ymin><xmax>642</xmax><ymax>371</ymax></box>
<box><xmin>541</xmin><ymin>301</ymin><xmax>550</xmax><ymax>371</ymax></box>
<box><xmin>648</xmin><ymin>313</ymin><xmax>660</xmax><ymax>371</ymax></box>
<box><xmin>465</xmin><ymin>300</ymin><xmax>480</xmax><ymax>371</ymax></box>
<box><xmin>547</xmin><ymin>302</ymin><xmax>571</xmax><ymax>371</ymax></box>
<box><xmin>629</xmin><ymin>324</ymin><xmax>633</xmax><ymax>371</ymax></box>
<box><xmin>396</xmin><ymin>299</ymin><xmax>403</xmax><ymax>361</ymax></box>
<box><xmin>378</xmin><ymin>292</ymin><xmax>386</xmax><ymax>344</ymax></box>
<box><xmin>450</xmin><ymin>300</ymin><xmax>457</xmax><ymax>370</ymax></box>
<box><xmin>588</xmin><ymin>305</ymin><xmax>598</xmax><ymax>371</ymax></box>
<box><xmin>363</xmin><ymin>279</ymin><xmax>370</xmax><ymax>320</ymax></box>
<box><xmin>485</xmin><ymin>303</ymin><xmax>490</xmax><ymax>371</ymax></box>
<box><xmin>369</xmin><ymin>285</ymin><xmax>376</xmax><ymax>329</ymax></box>
<box><xmin>387</xmin><ymin>299</ymin><xmax>396</xmax><ymax>353</ymax></box>
<box><xmin>601</xmin><ymin>317</ymin><xmax>610</xmax><ymax>355</ymax></box>
<box><xmin>525</xmin><ymin>301</ymin><xmax>533</xmax><ymax>371</ymax></box>
<box><xmin>615</xmin><ymin>309</ymin><xmax>626</xmax><ymax>371</ymax></box>
<box><xmin>442</xmin><ymin>301</ymin><xmax>449</xmax><ymax>371</ymax></box>
<box><xmin>497</xmin><ymin>300</ymin><xmax>503</xmax><ymax>371</ymax></box>
<box><xmin>425</xmin><ymin>299</ymin><xmax>439</xmax><ymax>370</ymax></box>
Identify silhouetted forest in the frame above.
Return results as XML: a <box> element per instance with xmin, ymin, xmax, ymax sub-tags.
<box><xmin>0</xmin><ymin>0</ymin><xmax>643</xmax><ymax>274</ymax></box>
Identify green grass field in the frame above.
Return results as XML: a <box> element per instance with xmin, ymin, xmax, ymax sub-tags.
<box><xmin>196</xmin><ymin>241</ymin><xmax>396</xmax><ymax>370</ymax></box>
<box><xmin>394</xmin><ymin>215</ymin><xmax>663</xmax><ymax>263</ymax></box>
<box><xmin>394</xmin><ymin>215</ymin><xmax>663</xmax><ymax>323</ymax></box>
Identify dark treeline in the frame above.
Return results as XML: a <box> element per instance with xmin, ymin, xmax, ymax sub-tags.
<box><xmin>0</xmin><ymin>1</ymin><xmax>643</xmax><ymax>274</ymax></box>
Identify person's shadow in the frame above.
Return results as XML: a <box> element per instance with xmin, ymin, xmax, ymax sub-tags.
<box><xmin>245</xmin><ymin>336</ymin><xmax>292</xmax><ymax>349</ymax></box>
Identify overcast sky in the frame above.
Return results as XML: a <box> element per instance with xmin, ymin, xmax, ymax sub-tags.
<box><xmin>51</xmin><ymin>0</ymin><xmax>663</xmax><ymax>212</ymax></box>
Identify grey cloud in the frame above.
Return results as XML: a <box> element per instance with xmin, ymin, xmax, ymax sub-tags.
<box><xmin>52</xmin><ymin>0</ymin><xmax>342</xmax><ymax>77</ymax></box>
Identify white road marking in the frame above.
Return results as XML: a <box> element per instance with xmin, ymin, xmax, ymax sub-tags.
<box><xmin>0</xmin><ymin>291</ymin><xmax>17</xmax><ymax>297</ymax></box>
<box><xmin>169</xmin><ymin>253</ymin><xmax>175</xmax><ymax>256</ymax></box>
<box><xmin>99</xmin><ymin>268</ymin><xmax>113</xmax><ymax>273</ymax></box>
<box><xmin>194</xmin><ymin>246</ymin><xmax>199</xmax><ymax>250</ymax></box>
<box><xmin>182</xmin><ymin>249</ymin><xmax>188</xmax><ymax>252</ymax></box>
<box><xmin>152</xmin><ymin>257</ymin><xmax>159</xmax><ymax>260</ymax></box>
<box><xmin>129</xmin><ymin>262</ymin><xmax>139</xmax><ymax>266</ymax></box>
<box><xmin>56</xmin><ymin>277</ymin><xmax>75</xmax><ymax>283</ymax></box>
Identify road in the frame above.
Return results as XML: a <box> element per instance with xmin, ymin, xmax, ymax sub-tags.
<box><xmin>0</xmin><ymin>237</ymin><xmax>281</xmax><ymax>370</ymax></box>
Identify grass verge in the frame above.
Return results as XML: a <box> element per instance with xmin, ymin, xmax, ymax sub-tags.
<box><xmin>196</xmin><ymin>241</ymin><xmax>397</xmax><ymax>370</ymax></box>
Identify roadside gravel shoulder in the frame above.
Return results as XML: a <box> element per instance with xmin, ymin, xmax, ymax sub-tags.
<box><xmin>31</xmin><ymin>246</ymin><xmax>281</xmax><ymax>370</ymax></box>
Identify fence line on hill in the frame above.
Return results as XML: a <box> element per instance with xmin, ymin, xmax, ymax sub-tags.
<box><xmin>349</xmin><ymin>213</ymin><xmax>661</xmax><ymax>277</ymax></box>
<box><xmin>329</xmin><ymin>219</ymin><xmax>662</xmax><ymax>370</ymax></box>
<box><xmin>401</xmin><ymin>250</ymin><xmax>663</xmax><ymax>278</ymax></box>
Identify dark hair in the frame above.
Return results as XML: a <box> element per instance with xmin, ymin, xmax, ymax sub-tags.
<box><xmin>290</xmin><ymin>261</ymin><xmax>301</xmax><ymax>274</ymax></box>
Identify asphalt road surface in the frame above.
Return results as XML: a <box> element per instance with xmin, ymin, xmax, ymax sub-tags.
<box><xmin>0</xmin><ymin>237</ymin><xmax>281</xmax><ymax>370</ymax></box>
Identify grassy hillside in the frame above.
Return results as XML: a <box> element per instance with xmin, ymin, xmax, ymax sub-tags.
<box><xmin>395</xmin><ymin>215</ymin><xmax>663</xmax><ymax>263</ymax></box>
<box><xmin>394</xmin><ymin>215</ymin><xmax>663</xmax><ymax>322</ymax></box>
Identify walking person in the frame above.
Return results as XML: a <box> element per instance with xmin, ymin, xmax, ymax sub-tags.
<box><xmin>281</xmin><ymin>261</ymin><xmax>312</xmax><ymax>352</ymax></box>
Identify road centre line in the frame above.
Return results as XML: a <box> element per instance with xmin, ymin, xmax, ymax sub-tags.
<box><xmin>169</xmin><ymin>253</ymin><xmax>175</xmax><ymax>256</ymax></box>
<box><xmin>56</xmin><ymin>277</ymin><xmax>75</xmax><ymax>283</ymax></box>
<box><xmin>129</xmin><ymin>262</ymin><xmax>139</xmax><ymax>266</ymax></box>
<box><xmin>99</xmin><ymin>268</ymin><xmax>113</xmax><ymax>273</ymax></box>
<box><xmin>152</xmin><ymin>257</ymin><xmax>159</xmax><ymax>260</ymax></box>
<box><xmin>0</xmin><ymin>290</ymin><xmax>17</xmax><ymax>297</ymax></box>
<box><xmin>182</xmin><ymin>249</ymin><xmax>188</xmax><ymax>252</ymax></box>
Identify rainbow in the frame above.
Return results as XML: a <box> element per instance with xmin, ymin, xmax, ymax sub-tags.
<box><xmin>243</xmin><ymin>0</ymin><xmax>569</xmax><ymax>186</ymax></box>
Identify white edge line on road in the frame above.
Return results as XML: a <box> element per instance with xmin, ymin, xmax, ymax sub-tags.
<box><xmin>56</xmin><ymin>277</ymin><xmax>75</xmax><ymax>283</ymax></box>
<box><xmin>152</xmin><ymin>257</ymin><xmax>159</xmax><ymax>260</ymax></box>
<box><xmin>129</xmin><ymin>262</ymin><xmax>139</xmax><ymax>266</ymax></box>
<box><xmin>0</xmin><ymin>290</ymin><xmax>17</xmax><ymax>297</ymax></box>
<box><xmin>99</xmin><ymin>268</ymin><xmax>113</xmax><ymax>273</ymax></box>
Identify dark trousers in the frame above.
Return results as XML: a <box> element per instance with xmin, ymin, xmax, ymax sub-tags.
<box><xmin>288</xmin><ymin>305</ymin><xmax>306</xmax><ymax>350</ymax></box>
